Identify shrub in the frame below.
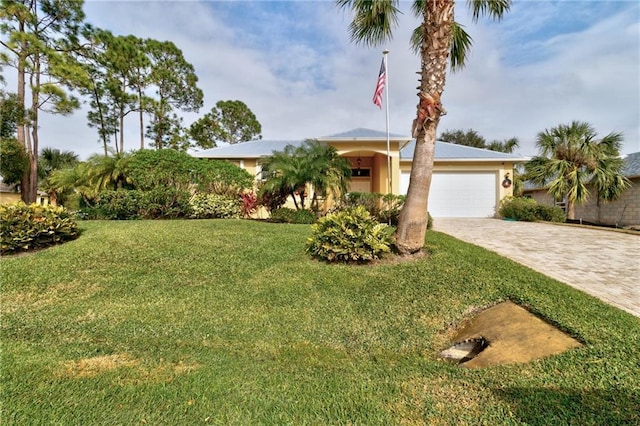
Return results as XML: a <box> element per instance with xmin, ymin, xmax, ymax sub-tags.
<box><xmin>240</xmin><ymin>192</ymin><xmax>258</xmax><ymax>218</ymax></box>
<box><xmin>82</xmin><ymin>189</ymin><xmax>192</xmax><ymax>220</ymax></box>
<box><xmin>139</xmin><ymin>187</ymin><xmax>192</xmax><ymax>219</ymax></box>
<box><xmin>339</xmin><ymin>192</ymin><xmax>409</xmax><ymax>225</ymax></box>
<box><xmin>257</xmin><ymin>184</ymin><xmax>289</xmax><ymax>213</ymax></box>
<box><xmin>306</xmin><ymin>206</ymin><xmax>394</xmax><ymax>263</ymax></box>
<box><xmin>127</xmin><ymin>149</ymin><xmax>253</xmax><ymax>196</ymax></box>
<box><xmin>499</xmin><ymin>196</ymin><xmax>565</xmax><ymax>222</ymax></box>
<box><xmin>499</xmin><ymin>196</ymin><xmax>538</xmax><ymax>221</ymax></box>
<box><xmin>0</xmin><ymin>202</ymin><xmax>79</xmax><ymax>254</ymax></box>
<box><xmin>270</xmin><ymin>207</ymin><xmax>315</xmax><ymax>224</ymax></box>
<box><xmin>535</xmin><ymin>204</ymin><xmax>566</xmax><ymax>222</ymax></box>
<box><xmin>189</xmin><ymin>193</ymin><xmax>241</xmax><ymax>219</ymax></box>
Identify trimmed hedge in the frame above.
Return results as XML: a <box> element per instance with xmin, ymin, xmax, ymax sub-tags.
<box><xmin>82</xmin><ymin>189</ymin><xmax>192</xmax><ymax>220</ymax></box>
<box><xmin>306</xmin><ymin>206</ymin><xmax>394</xmax><ymax>263</ymax></box>
<box><xmin>269</xmin><ymin>208</ymin><xmax>315</xmax><ymax>224</ymax></box>
<box><xmin>0</xmin><ymin>202</ymin><xmax>79</xmax><ymax>254</ymax></box>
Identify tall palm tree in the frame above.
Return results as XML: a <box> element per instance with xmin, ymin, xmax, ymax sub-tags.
<box><xmin>525</xmin><ymin>121</ymin><xmax>630</xmax><ymax>220</ymax></box>
<box><xmin>338</xmin><ymin>0</ymin><xmax>512</xmax><ymax>254</ymax></box>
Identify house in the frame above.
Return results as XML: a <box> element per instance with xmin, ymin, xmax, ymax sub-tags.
<box><xmin>523</xmin><ymin>152</ymin><xmax>640</xmax><ymax>227</ymax></box>
<box><xmin>193</xmin><ymin>128</ymin><xmax>527</xmax><ymax>218</ymax></box>
<box><xmin>0</xmin><ymin>179</ymin><xmax>21</xmax><ymax>204</ymax></box>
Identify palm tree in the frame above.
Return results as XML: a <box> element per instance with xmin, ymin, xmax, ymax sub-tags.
<box><xmin>85</xmin><ymin>149</ymin><xmax>133</xmax><ymax>192</ymax></box>
<box><xmin>338</xmin><ymin>0</ymin><xmax>512</xmax><ymax>254</ymax></box>
<box><xmin>260</xmin><ymin>140</ymin><xmax>351</xmax><ymax>211</ymax></box>
<box><xmin>38</xmin><ymin>147</ymin><xmax>79</xmax><ymax>206</ymax></box>
<box><xmin>487</xmin><ymin>137</ymin><xmax>519</xmax><ymax>153</ymax></box>
<box><xmin>525</xmin><ymin>121</ymin><xmax>630</xmax><ymax>221</ymax></box>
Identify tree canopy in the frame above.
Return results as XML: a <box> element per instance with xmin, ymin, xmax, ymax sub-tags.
<box><xmin>190</xmin><ymin>100</ymin><xmax>262</xmax><ymax>148</ymax></box>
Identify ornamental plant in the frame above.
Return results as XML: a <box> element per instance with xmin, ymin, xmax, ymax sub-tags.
<box><xmin>305</xmin><ymin>206</ymin><xmax>394</xmax><ymax>263</ymax></box>
<box><xmin>0</xmin><ymin>202</ymin><xmax>79</xmax><ymax>254</ymax></box>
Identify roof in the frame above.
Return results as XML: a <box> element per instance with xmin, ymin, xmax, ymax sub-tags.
<box><xmin>319</xmin><ymin>128</ymin><xmax>408</xmax><ymax>140</ymax></box>
<box><xmin>400</xmin><ymin>140</ymin><xmax>527</xmax><ymax>162</ymax></box>
<box><xmin>192</xmin><ymin>139</ymin><xmax>299</xmax><ymax>159</ymax></box>
<box><xmin>191</xmin><ymin>128</ymin><xmax>527</xmax><ymax>162</ymax></box>
<box><xmin>622</xmin><ymin>152</ymin><xmax>640</xmax><ymax>178</ymax></box>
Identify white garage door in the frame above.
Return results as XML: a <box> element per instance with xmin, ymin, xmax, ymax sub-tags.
<box><xmin>400</xmin><ymin>172</ymin><xmax>497</xmax><ymax>217</ymax></box>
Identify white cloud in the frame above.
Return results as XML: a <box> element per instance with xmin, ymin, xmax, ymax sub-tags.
<box><xmin>4</xmin><ymin>0</ymin><xmax>639</xmax><ymax>160</ymax></box>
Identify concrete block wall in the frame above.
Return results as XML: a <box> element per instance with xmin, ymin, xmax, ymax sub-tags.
<box><xmin>525</xmin><ymin>177</ymin><xmax>639</xmax><ymax>226</ymax></box>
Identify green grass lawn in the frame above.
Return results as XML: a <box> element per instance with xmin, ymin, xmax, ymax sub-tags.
<box><xmin>1</xmin><ymin>220</ymin><xmax>638</xmax><ymax>425</ymax></box>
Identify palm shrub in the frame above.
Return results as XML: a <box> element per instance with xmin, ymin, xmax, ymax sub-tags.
<box><xmin>306</xmin><ymin>206</ymin><xmax>394</xmax><ymax>263</ymax></box>
<box><xmin>0</xmin><ymin>202</ymin><xmax>79</xmax><ymax>254</ymax></box>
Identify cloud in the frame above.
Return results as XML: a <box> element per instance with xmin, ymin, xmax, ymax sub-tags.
<box><xmin>4</xmin><ymin>0</ymin><xmax>639</xmax><ymax>160</ymax></box>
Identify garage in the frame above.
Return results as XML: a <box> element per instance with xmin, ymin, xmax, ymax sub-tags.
<box><xmin>400</xmin><ymin>171</ymin><xmax>498</xmax><ymax>217</ymax></box>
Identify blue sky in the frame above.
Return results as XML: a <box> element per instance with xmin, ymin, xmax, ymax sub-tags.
<box><xmin>5</xmin><ymin>0</ymin><xmax>638</xmax><ymax>159</ymax></box>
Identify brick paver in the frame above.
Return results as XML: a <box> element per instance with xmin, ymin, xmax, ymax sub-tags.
<box><xmin>434</xmin><ymin>218</ymin><xmax>640</xmax><ymax>317</ymax></box>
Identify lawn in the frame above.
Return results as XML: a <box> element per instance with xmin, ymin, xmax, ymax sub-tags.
<box><xmin>1</xmin><ymin>220</ymin><xmax>638</xmax><ymax>425</ymax></box>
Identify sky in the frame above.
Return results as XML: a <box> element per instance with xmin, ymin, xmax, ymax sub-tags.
<box><xmin>3</xmin><ymin>0</ymin><xmax>639</xmax><ymax>159</ymax></box>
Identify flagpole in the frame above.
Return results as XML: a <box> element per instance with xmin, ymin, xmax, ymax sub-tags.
<box><xmin>383</xmin><ymin>49</ymin><xmax>391</xmax><ymax>195</ymax></box>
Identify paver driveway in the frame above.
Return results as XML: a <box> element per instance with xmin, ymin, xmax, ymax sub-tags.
<box><xmin>434</xmin><ymin>218</ymin><xmax>640</xmax><ymax>317</ymax></box>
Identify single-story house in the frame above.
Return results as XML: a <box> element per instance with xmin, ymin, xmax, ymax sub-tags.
<box><xmin>523</xmin><ymin>152</ymin><xmax>640</xmax><ymax>227</ymax></box>
<box><xmin>193</xmin><ymin>128</ymin><xmax>527</xmax><ymax>218</ymax></box>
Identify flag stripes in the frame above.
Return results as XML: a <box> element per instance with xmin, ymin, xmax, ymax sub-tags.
<box><xmin>373</xmin><ymin>58</ymin><xmax>386</xmax><ymax>109</ymax></box>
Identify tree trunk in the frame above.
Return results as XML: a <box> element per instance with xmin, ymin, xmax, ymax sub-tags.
<box><xmin>395</xmin><ymin>122</ymin><xmax>437</xmax><ymax>253</ymax></box>
<box><xmin>394</xmin><ymin>0</ymin><xmax>453</xmax><ymax>254</ymax></box>
<box><xmin>566</xmin><ymin>199</ymin><xmax>575</xmax><ymax>221</ymax></box>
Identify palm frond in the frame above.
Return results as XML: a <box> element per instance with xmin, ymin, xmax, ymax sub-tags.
<box><xmin>468</xmin><ymin>0</ymin><xmax>512</xmax><ymax>23</ymax></box>
<box><xmin>337</xmin><ymin>0</ymin><xmax>401</xmax><ymax>47</ymax></box>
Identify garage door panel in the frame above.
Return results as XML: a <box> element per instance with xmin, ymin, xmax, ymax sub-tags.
<box><xmin>400</xmin><ymin>171</ymin><xmax>497</xmax><ymax>218</ymax></box>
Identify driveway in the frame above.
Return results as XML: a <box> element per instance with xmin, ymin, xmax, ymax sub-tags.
<box><xmin>434</xmin><ymin>218</ymin><xmax>640</xmax><ymax>317</ymax></box>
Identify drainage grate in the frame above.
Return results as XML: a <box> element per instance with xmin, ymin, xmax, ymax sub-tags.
<box><xmin>440</xmin><ymin>337</ymin><xmax>488</xmax><ymax>364</ymax></box>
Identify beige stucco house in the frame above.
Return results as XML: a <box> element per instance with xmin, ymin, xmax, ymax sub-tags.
<box><xmin>193</xmin><ymin>128</ymin><xmax>527</xmax><ymax>218</ymax></box>
<box><xmin>523</xmin><ymin>152</ymin><xmax>640</xmax><ymax>227</ymax></box>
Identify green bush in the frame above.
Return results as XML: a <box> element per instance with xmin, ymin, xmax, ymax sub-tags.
<box><xmin>128</xmin><ymin>149</ymin><xmax>253</xmax><ymax>196</ymax></box>
<box><xmin>270</xmin><ymin>207</ymin><xmax>315</xmax><ymax>224</ymax></box>
<box><xmin>306</xmin><ymin>206</ymin><xmax>394</xmax><ymax>263</ymax></box>
<box><xmin>0</xmin><ymin>202</ymin><xmax>79</xmax><ymax>254</ymax></box>
<box><xmin>499</xmin><ymin>196</ymin><xmax>565</xmax><ymax>222</ymax></box>
<box><xmin>189</xmin><ymin>193</ymin><xmax>241</xmax><ymax>219</ymax></box>
<box><xmin>82</xmin><ymin>189</ymin><xmax>192</xmax><ymax>220</ymax></box>
<box><xmin>339</xmin><ymin>192</ymin><xmax>411</xmax><ymax>225</ymax></box>
<box><xmin>535</xmin><ymin>204</ymin><xmax>566</xmax><ymax>222</ymax></box>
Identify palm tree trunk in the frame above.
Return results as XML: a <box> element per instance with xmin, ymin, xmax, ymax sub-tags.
<box><xmin>396</xmin><ymin>123</ymin><xmax>437</xmax><ymax>253</ymax></box>
<box><xmin>395</xmin><ymin>0</ymin><xmax>453</xmax><ymax>254</ymax></box>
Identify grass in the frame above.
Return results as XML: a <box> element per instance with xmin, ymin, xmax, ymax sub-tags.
<box><xmin>1</xmin><ymin>219</ymin><xmax>639</xmax><ymax>425</ymax></box>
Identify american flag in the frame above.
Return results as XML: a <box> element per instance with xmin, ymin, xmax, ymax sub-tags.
<box><xmin>372</xmin><ymin>58</ymin><xmax>386</xmax><ymax>109</ymax></box>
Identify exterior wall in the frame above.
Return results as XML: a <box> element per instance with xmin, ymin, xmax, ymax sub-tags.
<box><xmin>526</xmin><ymin>178</ymin><xmax>639</xmax><ymax>226</ymax></box>
<box><xmin>0</xmin><ymin>192</ymin><xmax>21</xmax><ymax>204</ymax></box>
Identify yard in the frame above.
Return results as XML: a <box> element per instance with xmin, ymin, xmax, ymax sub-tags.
<box><xmin>1</xmin><ymin>220</ymin><xmax>638</xmax><ymax>424</ymax></box>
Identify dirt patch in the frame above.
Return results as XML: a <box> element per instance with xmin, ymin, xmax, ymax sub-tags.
<box><xmin>63</xmin><ymin>353</ymin><xmax>139</xmax><ymax>378</ymax></box>
<box><xmin>442</xmin><ymin>301</ymin><xmax>582</xmax><ymax>368</ymax></box>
